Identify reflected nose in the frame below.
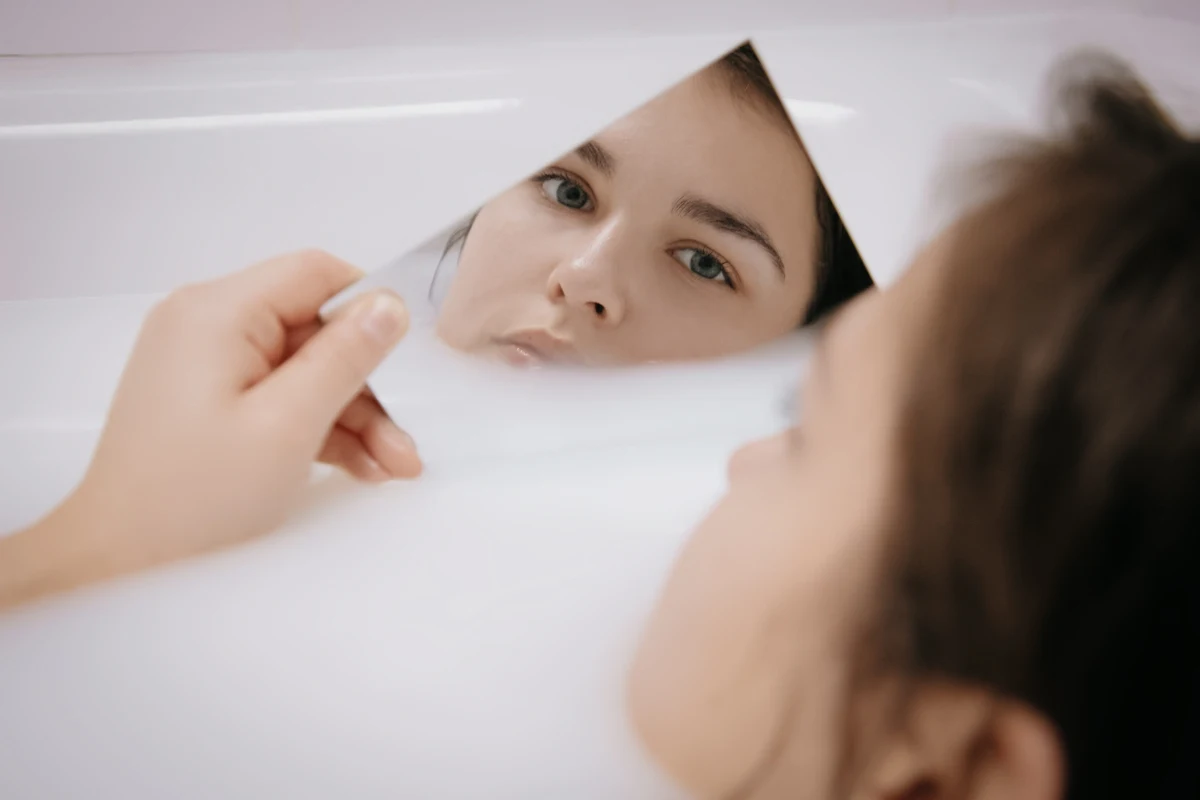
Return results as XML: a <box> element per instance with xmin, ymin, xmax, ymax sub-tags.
<box><xmin>727</xmin><ymin>433</ymin><xmax>787</xmax><ymax>484</ymax></box>
<box><xmin>546</xmin><ymin>224</ymin><xmax>627</xmax><ymax>326</ymax></box>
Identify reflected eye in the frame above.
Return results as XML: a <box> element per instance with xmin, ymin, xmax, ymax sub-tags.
<box><xmin>672</xmin><ymin>247</ymin><xmax>733</xmax><ymax>288</ymax></box>
<box><xmin>536</xmin><ymin>172</ymin><xmax>593</xmax><ymax>211</ymax></box>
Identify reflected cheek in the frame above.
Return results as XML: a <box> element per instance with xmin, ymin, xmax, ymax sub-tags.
<box><xmin>458</xmin><ymin>210</ymin><xmax>550</xmax><ymax>293</ymax></box>
<box><xmin>438</xmin><ymin>202</ymin><xmax>555</xmax><ymax>345</ymax></box>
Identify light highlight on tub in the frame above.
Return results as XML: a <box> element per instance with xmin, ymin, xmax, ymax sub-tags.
<box><xmin>783</xmin><ymin>98</ymin><xmax>858</xmax><ymax>125</ymax></box>
<box><xmin>0</xmin><ymin>97</ymin><xmax>522</xmax><ymax>139</ymax></box>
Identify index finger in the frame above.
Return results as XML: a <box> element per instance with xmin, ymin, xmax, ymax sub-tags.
<box><xmin>219</xmin><ymin>249</ymin><xmax>365</xmax><ymax>326</ymax></box>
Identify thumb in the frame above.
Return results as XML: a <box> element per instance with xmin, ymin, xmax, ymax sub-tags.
<box><xmin>257</xmin><ymin>290</ymin><xmax>408</xmax><ymax>432</ymax></box>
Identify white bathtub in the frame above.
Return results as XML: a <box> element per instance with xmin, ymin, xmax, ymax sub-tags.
<box><xmin>1</xmin><ymin>11</ymin><xmax>1198</xmax><ymax>799</ymax></box>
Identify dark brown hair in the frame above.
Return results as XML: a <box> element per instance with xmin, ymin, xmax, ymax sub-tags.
<box><xmin>865</xmin><ymin>52</ymin><xmax>1200</xmax><ymax>800</ymax></box>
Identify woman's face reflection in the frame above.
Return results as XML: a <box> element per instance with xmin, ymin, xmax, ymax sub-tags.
<box><xmin>435</xmin><ymin>63</ymin><xmax>822</xmax><ymax>367</ymax></box>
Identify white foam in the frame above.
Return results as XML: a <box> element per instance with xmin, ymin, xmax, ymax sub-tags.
<box><xmin>0</xmin><ymin>297</ymin><xmax>810</xmax><ymax>799</ymax></box>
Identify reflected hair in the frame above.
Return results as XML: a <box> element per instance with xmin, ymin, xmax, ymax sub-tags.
<box><xmin>430</xmin><ymin>43</ymin><xmax>875</xmax><ymax>323</ymax></box>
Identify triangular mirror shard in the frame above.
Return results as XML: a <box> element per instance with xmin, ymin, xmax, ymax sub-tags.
<box><xmin>334</xmin><ymin>41</ymin><xmax>872</xmax><ymax>369</ymax></box>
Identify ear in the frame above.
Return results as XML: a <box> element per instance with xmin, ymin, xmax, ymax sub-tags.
<box><xmin>859</xmin><ymin>683</ymin><xmax>1064</xmax><ymax>800</ymax></box>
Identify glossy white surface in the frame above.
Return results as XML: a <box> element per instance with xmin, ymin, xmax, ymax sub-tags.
<box><xmin>759</xmin><ymin>13</ymin><xmax>1200</xmax><ymax>285</ymax></box>
<box><xmin>2</xmin><ymin>11</ymin><xmax>1200</xmax><ymax>800</ymax></box>
<box><xmin>6</xmin><ymin>0</ymin><xmax>1200</xmax><ymax>57</ymax></box>
<box><xmin>5</xmin><ymin>13</ymin><xmax>1199</xmax><ymax>305</ymax></box>
<box><xmin>0</xmin><ymin>34</ymin><xmax>743</xmax><ymax>300</ymax></box>
<box><xmin>0</xmin><ymin>344</ymin><xmax>801</xmax><ymax>800</ymax></box>
<box><xmin>0</xmin><ymin>0</ymin><xmax>944</xmax><ymax>57</ymax></box>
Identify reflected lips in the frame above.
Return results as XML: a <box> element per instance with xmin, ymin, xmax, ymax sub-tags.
<box><xmin>494</xmin><ymin>330</ymin><xmax>578</xmax><ymax>367</ymax></box>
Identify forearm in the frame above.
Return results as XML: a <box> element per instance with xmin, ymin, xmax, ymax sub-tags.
<box><xmin>0</xmin><ymin>493</ymin><xmax>133</xmax><ymax>612</ymax></box>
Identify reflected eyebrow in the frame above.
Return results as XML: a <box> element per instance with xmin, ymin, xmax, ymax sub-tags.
<box><xmin>671</xmin><ymin>194</ymin><xmax>785</xmax><ymax>277</ymax></box>
<box><xmin>574</xmin><ymin>140</ymin><xmax>617</xmax><ymax>178</ymax></box>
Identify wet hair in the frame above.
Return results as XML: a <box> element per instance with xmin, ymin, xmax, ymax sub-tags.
<box><xmin>848</xmin><ymin>53</ymin><xmax>1200</xmax><ymax>800</ymax></box>
<box><xmin>434</xmin><ymin>42</ymin><xmax>874</xmax><ymax>324</ymax></box>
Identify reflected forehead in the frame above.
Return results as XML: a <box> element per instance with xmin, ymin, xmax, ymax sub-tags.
<box><xmin>582</xmin><ymin>69</ymin><xmax>821</xmax><ymax>279</ymax></box>
<box><xmin>799</xmin><ymin>287</ymin><xmax>895</xmax><ymax>416</ymax></box>
<box><xmin>888</xmin><ymin>230</ymin><xmax>956</xmax><ymax>331</ymax></box>
<box><xmin>837</xmin><ymin>235</ymin><xmax>953</xmax><ymax>401</ymax></box>
<box><xmin>595</xmin><ymin>67</ymin><xmax>810</xmax><ymax>180</ymax></box>
<box><xmin>820</xmin><ymin>292</ymin><xmax>873</xmax><ymax>377</ymax></box>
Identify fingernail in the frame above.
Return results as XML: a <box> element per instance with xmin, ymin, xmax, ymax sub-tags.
<box><xmin>357</xmin><ymin>452</ymin><xmax>390</xmax><ymax>483</ymax></box>
<box><xmin>359</xmin><ymin>293</ymin><xmax>408</xmax><ymax>345</ymax></box>
<box><xmin>401</xmin><ymin>454</ymin><xmax>424</xmax><ymax>479</ymax></box>
<box><xmin>382</xmin><ymin>422</ymin><xmax>417</xmax><ymax>454</ymax></box>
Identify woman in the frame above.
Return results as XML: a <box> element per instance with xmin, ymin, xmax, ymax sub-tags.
<box><xmin>1</xmin><ymin>54</ymin><xmax>1195</xmax><ymax>800</ymax></box>
<box><xmin>434</xmin><ymin>44</ymin><xmax>872</xmax><ymax>366</ymax></box>
<box><xmin>628</xmin><ymin>56</ymin><xmax>1200</xmax><ymax>799</ymax></box>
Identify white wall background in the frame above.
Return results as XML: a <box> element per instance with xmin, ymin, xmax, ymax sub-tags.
<box><xmin>2</xmin><ymin>0</ymin><xmax>1199</xmax><ymax>57</ymax></box>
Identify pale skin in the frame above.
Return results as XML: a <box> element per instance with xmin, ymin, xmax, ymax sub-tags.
<box><xmin>0</xmin><ymin>250</ymin><xmax>420</xmax><ymax>611</ymax></box>
<box><xmin>436</xmin><ymin>63</ymin><xmax>820</xmax><ymax>367</ymax></box>
<box><xmin>1</xmin><ymin>247</ymin><xmax>1068</xmax><ymax>800</ymax></box>
<box><xmin>627</xmin><ymin>233</ymin><xmax>1066</xmax><ymax>800</ymax></box>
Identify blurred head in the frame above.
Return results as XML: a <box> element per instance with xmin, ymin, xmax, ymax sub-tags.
<box><xmin>435</xmin><ymin>44</ymin><xmax>872</xmax><ymax>367</ymax></box>
<box><xmin>629</xmin><ymin>54</ymin><xmax>1200</xmax><ymax>800</ymax></box>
